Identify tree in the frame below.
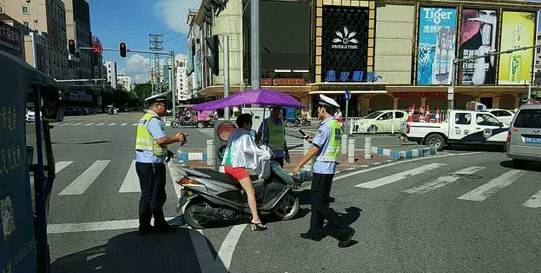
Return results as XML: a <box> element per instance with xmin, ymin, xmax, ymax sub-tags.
<box><xmin>134</xmin><ymin>83</ymin><xmax>153</xmax><ymax>100</ymax></box>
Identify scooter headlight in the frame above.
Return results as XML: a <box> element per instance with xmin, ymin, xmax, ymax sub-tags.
<box><xmin>177</xmin><ymin>176</ymin><xmax>199</xmax><ymax>186</ymax></box>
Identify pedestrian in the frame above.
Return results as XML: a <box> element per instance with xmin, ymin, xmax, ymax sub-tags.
<box><xmin>258</xmin><ymin>106</ymin><xmax>290</xmax><ymax>167</ymax></box>
<box><xmin>135</xmin><ymin>99</ymin><xmax>187</xmax><ymax>235</ymax></box>
<box><xmin>292</xmin><ymin>95</ymin><xmax>355</xmax><ymax>248</ymax></box>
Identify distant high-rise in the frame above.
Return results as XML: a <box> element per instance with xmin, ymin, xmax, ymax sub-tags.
<box><xmin>104</xmin><ymin>61</ymin><xmax>118</xmax><ymax>89</ymax></box>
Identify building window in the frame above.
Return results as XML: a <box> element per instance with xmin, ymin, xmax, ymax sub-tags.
<box><xmin>21</xmin><ymin>6</ymin><xmax>29</xmax><ymax>15</ymax></box>
<box><xmin>0</xmin><ymin>5</ymin><xmax>4</xmax><ymax>14</ymax></box>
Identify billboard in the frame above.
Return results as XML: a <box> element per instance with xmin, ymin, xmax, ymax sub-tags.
<box><xmin>459</xmin><ymin>9</ymin><xmax>497</xmax><ymax>85</ymax></box>
<box><xmin>322</xmin><ymin>6</ymin><xmax>369</xmax><ymax>77</ymax></box>
<box><xmin>416</xmin><ymin>7</ymin><xmax>457</xmax><ymax>85</ymax></box>
<box><xmin>498</xmin><ymin>11</ymin><xmax>535</xmax><ymax>85</ymax></box>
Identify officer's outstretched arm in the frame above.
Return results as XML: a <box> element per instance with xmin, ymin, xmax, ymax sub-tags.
<box><xmin>155</xmin><ymin>133</ymin><xmax>185</xmax><ymax>145</ymax></box>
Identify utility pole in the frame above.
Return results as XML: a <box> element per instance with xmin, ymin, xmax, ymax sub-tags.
<box><xmin>224</xmin><ymin>35</ymin><xmax>230</xmax><ymax>120</ymax></box>
<box><xmin>250</xmin><ymin>0</ymin><xmax>260</xmax><ymax>90</ymax></box>
<box><xmin>149</xmin><ymin>33</ymin><xmax>163</xmax><ymax>95</ymax></box>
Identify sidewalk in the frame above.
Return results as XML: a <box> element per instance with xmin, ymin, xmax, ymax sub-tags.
<box><xmin>178</xmin><ymin>151</ymin><xmax>391</xmax><ymax>174</ymax></box>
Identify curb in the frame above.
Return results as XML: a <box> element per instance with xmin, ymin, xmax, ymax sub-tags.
<box><xmin>371</xmin><ymin>146</ymin><xmax>437</xmax><ymax>161</ymax></box>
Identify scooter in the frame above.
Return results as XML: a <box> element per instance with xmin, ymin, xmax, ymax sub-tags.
<box><xmin>176</xmin><ymin>161</ymin><xmax>300</xmax><ymax>229</ymax></box>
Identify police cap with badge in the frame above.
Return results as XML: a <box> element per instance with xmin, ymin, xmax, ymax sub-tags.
<box><xmin>318</xmin><ymin>94</ymin><xmax>340</xmax><ymax>109</ymax></box>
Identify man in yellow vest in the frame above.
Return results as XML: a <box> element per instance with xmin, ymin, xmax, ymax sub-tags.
<box><xmin>258</xmin><ymin>106</ymin><xmax>289</xmax><ymax>167</ymax></box>
<box><xmin>292</xmin><ymin>95</ymin><xmax>355</xmax><ymax>248</ymax></box>
<box><xmin>135</xmin><ymin>99</ymin><xmax>187</xmax><ymax>235</ymax></box>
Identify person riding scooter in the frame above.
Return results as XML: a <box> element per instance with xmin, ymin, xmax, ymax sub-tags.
<box><xmin>222</xmin><ymin>114</ymin><xmax>269</xmax><ymax>231</ymax></box>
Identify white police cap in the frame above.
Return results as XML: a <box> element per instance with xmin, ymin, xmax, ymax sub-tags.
<box><xmin>318</xmin><ymin>94</ymin><xmax>340</xmax><ymax>109</ymax></box>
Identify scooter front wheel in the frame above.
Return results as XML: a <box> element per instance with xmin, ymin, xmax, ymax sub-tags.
<box><xmin>184</xmin><ymin>201</ymin><xmax>207</xmax><ymax>229</ymax></box>
<box><xmin>274</xmin><ymin>193</ymin><xmax>299</xmax><ymax>221</ymax></box>
<box><xmin>171</xmin><ymin>120</ymin><xmax>180</xmax><ymax>128</ymax></box>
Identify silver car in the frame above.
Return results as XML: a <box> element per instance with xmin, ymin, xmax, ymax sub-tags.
<box><xmin>506</xmin><ymin>104</ymin><xmax>541</xmax><ymax>165</ymax></box>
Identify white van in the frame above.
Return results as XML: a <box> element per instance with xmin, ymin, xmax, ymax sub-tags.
<box><xmin>506</xmin><ymin>104</ymin><xmax>541</xmax><ymax>166</ymax></box>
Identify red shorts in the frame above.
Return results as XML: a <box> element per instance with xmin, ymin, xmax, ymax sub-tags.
<box><xmin>224</xmin><ymin>166</ymin><xmax>249</xmax><ymax>180</ymax></box>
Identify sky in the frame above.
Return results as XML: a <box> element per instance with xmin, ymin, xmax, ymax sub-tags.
<box><xmin>90</xmin><ymin>0</ymin><xmax>200</xmax><ymax>83</ymax></box>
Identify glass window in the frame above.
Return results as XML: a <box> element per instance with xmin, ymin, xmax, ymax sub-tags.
<box><xmin>513</xmin><ymin>109</ymin><xmax>541</xmax><ymax>128</ymax></box>
<box><xmin>365</xmin><ymin>111</ymin><xmax>383</xmax><ymax>119</ymax></box>
<box><xmin>21</xmin><ymin>6</ymin><xmax>29</xmax><ymax>15</ymax></box>
<box><xmin>455</xmin><ymin>113</ymin><xmax>471</xmax><ymax>125</ymax></box>
<box><xmin>492</xmin><ymin>110</ymin><xmax>512</xmax><ymax>117</ymax></box>
<box><xmin>394</xmin><ymin>112</ymin><xmax>405</xmax><ymax>118</ymax></box>
<box><xmin>377</xmin><ymin>112</ymin><xmax>393</xmax><ymax>120</ymax></box>
<box><xmin>476</xmin><ymin>113</ymin><xmax>501</xmax><ymax>126</ymax></box>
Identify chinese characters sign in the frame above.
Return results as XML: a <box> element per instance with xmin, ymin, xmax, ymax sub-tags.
<box><xmin>498</xmin><ymin>11</ymin><xmax>535</xmax><ymax>85</ymax></box>
<box><xmin>417</xmin><ymin>7</ymin><xmax>457</xmax><ymax>85</ymax></box>
<box><xmin>459</xmin><ymin>9</ymin><xmax>497</xmax><ymax>85</ymax></box>
<box><xmin>0</xmin><ymin>21</ymin><xmax>22</xmax><ymax>58</ymax></box>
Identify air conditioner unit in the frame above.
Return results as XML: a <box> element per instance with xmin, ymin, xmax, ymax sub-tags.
<box><xmin>33</xmin><ymin>18</ymin><xmax>38</xmax><ymax>22</ymax></box>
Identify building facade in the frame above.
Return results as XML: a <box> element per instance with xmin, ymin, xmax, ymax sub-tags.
<box><xmin>1</xmin><ymin>0</ymin><xmax>69</xmax><ymax>79</ymax></box>
<box><xmin>63</xmin><ymin>0</ymin><xmax>92</xmax><ymax>79</ymax></box>
<box><xmin>117</xmin><ymin>75</ymin><xmax>132</xmax><ymax>91</ymax></box>
<box><xmin>104</xmin><ymin>61</ymin><xmax>117</xmax><ymax>89</ymax></box>
<box><xmin>191</xmin><ymin>0</ymin><xmax>541</xmax><ymax>115</ymax></box>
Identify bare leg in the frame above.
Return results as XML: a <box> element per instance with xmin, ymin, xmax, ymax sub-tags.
<box><xmin>238</xmin><ymin>177</ymin><xmax>261</xmax><ymax>224</ymax></box>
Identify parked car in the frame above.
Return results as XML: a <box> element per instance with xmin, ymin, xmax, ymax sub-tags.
<box><xmin>485</xmin><ymin>108</ymin><xmax>515</xmax><ymax>125</ymax></box>
<box><xmin>351</xmin><ymin>110</ymin><xmax>408</xmax><ymax>134</ymax></box>
<box><xmin>506</xmin><ymin>103</ymin><xmax>541</xmax><ymax>166</ymax></box>
<box><xmin>402</xmin><ymin>110</ymin><xmax>508</xmax><ymax>151</ymax></box>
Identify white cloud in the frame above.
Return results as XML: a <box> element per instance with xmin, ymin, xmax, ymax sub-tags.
<box><xmin>155</xmin><ymin>0</ymin><xmax>201</xmax><ymax>34</ymax></box>
<box><xmin>124</xmin><ymin>54</ymin><xmax>150</xmax><ymax>83</ymax></box>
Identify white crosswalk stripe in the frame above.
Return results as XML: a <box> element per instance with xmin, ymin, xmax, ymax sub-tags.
<box><xmin>120</xmin><ymin>123</ymin><xmax>128</xmax><ymax>126</ymax></box>
<box><xmin>57</xmin><ymin>123</ymin><xmax>71</xmax><ymax>126</ymax></box>
<box><xmin>59</xmin><ymin>160</ymin><xmax>110</xmax><ymax>196</ymax></box>
<box><xmin>55</xmin><ymin>161</ymin><xmax>73</xmax><ymax>174</ymax></box>
<box><xmin>403</xmin><ymin>166</ymin><xmax>485</xmax><ymax>194</ymax></box>
<box><xmin>523</xmin><ymin>190</ymin><xmax>541</xmax><ymax>208</ymax></box>
<box><xmin>109</xmin><ymin>123</ymin><xmax>117</xmax><ymax>126</ymax></box>
<box><xmin>83</xmin><ymin>123</ymin><xmax>94</xmax><ymax>126</ymax></box>
<box><xmin>132</xmin><ymin>123</ymin><xmax>139</xmax><ymax>126</ymax></box>
<box><xmin>168</xmin><ymin>161</ymin><xmax>183</xmax><ymax>199</ymax></box>
<box><xmin>356</xmin><ymin>163</ymin><xmax>446</xmax><ymax>189</ymax></box>
<box><xmin>119</xmin><ymin>161</ymin><xmax>140</xmax><ymax>193</ymax></box>
<box><xmin>71</xmin><ymin>122</ymin><xmax>83</xmax><ymax>126</ymax></box>
<box><xmin>96</xmin><ymin>123</ymin><xmax>106</xmax><ymax>126</ymax></box>
<box><xmin>457</xmin><ymin>170</ymin><xmax>524</xmax><ymax>202</ymax></box>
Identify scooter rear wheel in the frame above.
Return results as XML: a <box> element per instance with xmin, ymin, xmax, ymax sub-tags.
<box><xmin>184</xmin><ymin>201</ymin><xmax>207</xmax><ymax>229</ymax></box>
<box><xmin>274</xmin><ymin>193</ymin><xmax>299</xmax><ymax>221</ymax></box>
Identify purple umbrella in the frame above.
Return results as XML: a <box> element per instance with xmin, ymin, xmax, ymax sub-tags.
<box><xmin>193</xmin><ymin>88</ymin><xmax>304</xmax><ymax>111</ymax></box>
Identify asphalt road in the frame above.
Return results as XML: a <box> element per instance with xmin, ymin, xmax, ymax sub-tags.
<box><xmin>43</xmin><ymin>113</ymin><xmax>541</xmax><ymax>273</ymax></box>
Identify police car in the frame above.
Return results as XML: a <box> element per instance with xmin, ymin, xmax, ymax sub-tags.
<box><xmin>402</xmin><ymin>110</ymin><xmax>508</xmax><ymax>151</ymax></box>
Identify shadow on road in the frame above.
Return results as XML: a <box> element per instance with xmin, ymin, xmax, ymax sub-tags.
<box><xmin>446</xmin><ymin>144</ymin><xmax>505</xmax><ymax>153</ymax></box>
<box><xmin>51</xmin><ymin>227</ymin><xmax>227</xmax><ymax>273</ymax></box>
<box><xmin>500</xmin><ymin>160</ymin><xmax>541</xmax><ymax>172</ymax></box>
<box><xmin>52</xmin><ymin>140</ymin><xmax>111</xmax><ymax>145</ymax></box>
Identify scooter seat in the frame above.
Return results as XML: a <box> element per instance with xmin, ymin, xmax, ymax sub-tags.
<box><xmin>193</xmin><ymin>168</ymin><xmax>240</xmax><ymax>187</ymax></box>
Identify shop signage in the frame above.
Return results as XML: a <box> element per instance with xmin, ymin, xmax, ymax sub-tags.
<box><xmin>261</xmin><ymin>78</ymin><xmax>306</xmax><ymax>86</ymax></box>
<box><xmin>0</xmin><ymin>21</ymin><xmax>22</xmax><ymax>57</ymax></box>
<box><xmin>332</xmin><ymin>27</ymin><xmax>359</xmax><ymax>50</ymax></box>
<box><xmin>393</xmin><ymin>92</ymin><xmax>446</xmax><ymax>98</ymax></box>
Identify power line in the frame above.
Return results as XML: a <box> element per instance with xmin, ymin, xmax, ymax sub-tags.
<box><xmin>149</xmin><ymin>33</ymin><xmax>164</xmax><ymax>94</ymax></box>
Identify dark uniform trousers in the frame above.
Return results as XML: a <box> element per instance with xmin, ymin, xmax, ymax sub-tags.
<box><xmin>309</xmin><ymin>173</ymin><xmax>347</xmax><ymax>233</ymax></box>
<box><xmin>136</xmin><ymin>162</ymin><xmax>167</xmax><ymax>227</ymax></box>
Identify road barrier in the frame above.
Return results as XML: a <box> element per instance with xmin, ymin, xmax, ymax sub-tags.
<box><xmin>364</xmin><ymin>137</ymin><xmax>372</xmax><ymax>160</ymax></box>
<box><xmin>348</xmin><ymin>138</ymin><xmax>355</xmax><ymax>163</ymax></box>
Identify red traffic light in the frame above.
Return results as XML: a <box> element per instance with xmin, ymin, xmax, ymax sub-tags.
<box><xmin>119</xmin><ymin>42</ymin><xmax>127</xmax><ymax>57</ymax></box>
<box><xmin>68</xmin><ymin>39</ymin><xmax>76</xmax><ymax>55</ymax></box>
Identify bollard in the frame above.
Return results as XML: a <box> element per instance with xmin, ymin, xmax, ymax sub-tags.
<box><xmin>364</xmin><ymin>137</ymin><xmax>372</xmax><ymax>160</ymax></box>
<box><xmin>206</xmin><ymin>139</ymin><xmax>214</xmax><ymax>166</ymax></box>
<box><xmin>341</xmin><ymin>134</ymin><xmax>348</xmax><ymax>155</ymax></box>
<box><xmin>348</xmin><ymin>138</ymin><xmax>355</xmax><ymax>164</ymax></box>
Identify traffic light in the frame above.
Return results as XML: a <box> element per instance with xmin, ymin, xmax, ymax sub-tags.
<box><xmin>205</xmin><ymin>35</ymin><xmax>219</xmax><ymax>76</ymax></box>
<box><xmin>119</xmin><ymin>42</ymin><xmax>127</xmax><ymax>58</ymax></box>
<box><xmin>68</xmin><ymin>39</ymin><xmax>76</xmax><ymax>55</ymax></box>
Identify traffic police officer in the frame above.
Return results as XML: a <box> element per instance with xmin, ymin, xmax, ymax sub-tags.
<box><xmin>258</xmin><ymin>106</ymin><xmax>289</xmax><ymax>167</ymax></box>
<box><xmin>135</xmin><ymin>99</ymin><xmax>187</xmax><ymax>235</ymax></box>
<box><xmin>293</xmin><ymin>95</ymin><xmax>355</xmax><ymax>248</ymax></box>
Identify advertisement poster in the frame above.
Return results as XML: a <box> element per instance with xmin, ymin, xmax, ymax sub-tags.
<box><xmin>322</xmin><ymin>6</ymin><xmax>369</xmax><ymax>77</ymax></box>
<box><xmin>417</xmin><ymin>7</ymin><xmax>457</xmax><ymax>85</ymax></box>
<box><xmin>459</xmin><ymin>9</ymin><xmax>497</xmax><ymax>85</ymax></box>
<box><xmin>498</xmin><ymin>11</ymin><xmax>535</xmax><ymax>85</ymax></box>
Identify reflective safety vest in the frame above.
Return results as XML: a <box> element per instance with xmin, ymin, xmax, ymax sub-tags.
<box><xmin>266</xmin><ymin>118</ymin><xmax>285</xmax><ymax>151</ymax></box>
<box><xmin>135</xmin><ymin>112</ymin><xmax>167</xmax><ymax>157</ymax></box>
<box><xmin>316</xmin><ymin>119</ymin><xmax>342</xmax><ymax>162</ymax></box>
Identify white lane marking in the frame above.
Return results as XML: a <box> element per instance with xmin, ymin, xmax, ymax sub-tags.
<box><xmin>457</xmin><ymin>170</ymin><xmax>524</xmax><ymax>202</ymax></box>
<box><xmin>59</xmin><ymin>160</ymin><xmax>110</xmax><ymax>195</ymax></box>
<box><xmin>96</xmin><ymin>123</ymin><xmax>106</xmax><ymax>126</ymax></box>
<box><xmin>71</xmin><ymin>122</ymin><xmax>83</xmax><ymax>126</ymax></box>
<box><xmin>47</xmin><ymin>217</ymin><xmax>174</xmax><ymax>234</ymax></box>
<box><xmin>190</xmin><ymin>230</ymin><xmax>228</xmax><ymax>273</ymax></box>
<box><xmin>335</xmin><ymin>152</ymin><xmax>483</xmax><ymax>181</ymax></box>
<box><xmin>217</xmin><ymin>224</ymin><xmax>246</xmax><ymax>271</ymax></box>
<box><xmin>355</xmin><ymin>163</ymin><xmax>446</xmax><ymax>189</ymax></box>
<box><xmin>120</xmin><ymin>122</ymin><xmax>128</xmax><ymax>126</ymax></box>
<box><xmin>403</xmin><ymin>166</ymin><xmax>485</xmax><ymax>194</ymax></box>
<box><xmin>524</xmin><ymin>189</ymin><xmax>541</xmax><ymax>208</ymax></box>
<box><xmin>83</xmin><ymin>123</ymin><xmax>94</xmax><ymax>126</ymax></box>
<box><xmin>109</xmin><ymin>123</ymin><xmax>117</xmax><ymax>126</ymax></box>
<box><xmin>56</xmin><ymin>122</ymin><xmax>71</xmax><ymax>126</ymax></box>
<box><xmin>55</xmin><ymin>161</ymin><xmax>73</xmax><ymax>174</ymax></box>
<box><xmin>168</xmin><ymin>161</ymin><xmax>182</xmax><ymax>199</ymax></box>
<box><xmin>119</xmin><ymin>161</ymin><xmax>140</xmax><ymax>193</ymax></box>
<box><xmin>132</xmin><ymin>123</ymin><xmax>139</xmax><ymax>126</ymax></box>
